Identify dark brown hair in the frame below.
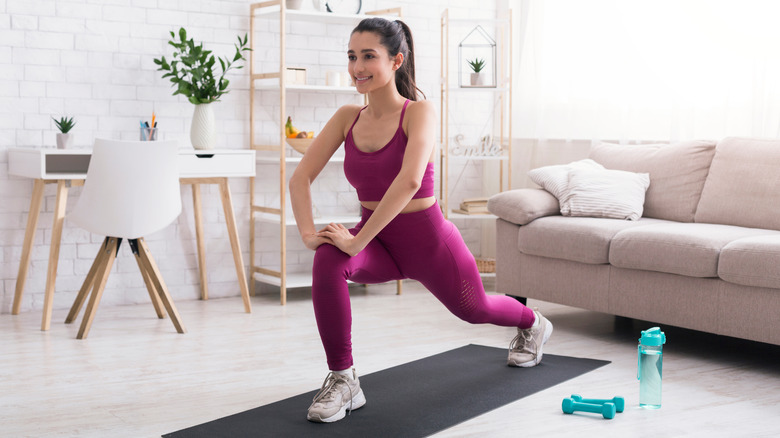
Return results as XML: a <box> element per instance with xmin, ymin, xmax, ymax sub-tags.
<box><xmin>352</xmin><ymin>17</ymin><xmax>425</xmax><ymax>101</ymax></box>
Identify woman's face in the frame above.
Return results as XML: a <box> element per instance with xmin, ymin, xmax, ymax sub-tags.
<box><xmin>347</xmin><ymin>31</ymin><xmax>402</xmax><ymax>94</ymax></box>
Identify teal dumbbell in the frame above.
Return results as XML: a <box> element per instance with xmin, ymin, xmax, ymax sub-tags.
<box><xmin>570</xmin><ymin>394</ymin><xmax>625</xmax><ymax>413</ymax></box>
<box><xmin>561</xmin><ymin>397</ymin><xmax>616</xmax><ymax>419</ymax></box>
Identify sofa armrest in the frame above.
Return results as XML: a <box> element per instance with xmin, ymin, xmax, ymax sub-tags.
<box><xmin>487</xmin><ymin>188</ymin><xmax>561</xmax><ymax>225</ymax></box>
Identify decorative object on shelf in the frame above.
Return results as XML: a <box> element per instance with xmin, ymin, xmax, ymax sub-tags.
<box><xmin>326</xmin><ymin>70</ymin><xmax>342</xmax><ymax>86</ymax></box>
<box><xmin>286</xmin><ymin>0</ymin><xmax>304</xmax><ymax>9</ymax></box>
<box><xmin>285</xmin><ymin>116</ymin><xmax>315</xmax><ymax>154</ymax></box>
<box><xmin>286</xmin><ymin>137</ymin><xmax>315</xmax><ymax>154</ymax></box>
<box><xmin>450</xmin><ymin>134</ymin><xmax>502</xmax><ymax>157</ymax></box>
<box><xmin>452</xmin><ymin>197</ymin><xmax>490</xmax><ymax>215</ymax></box>
<box><xmin>467</xmin><ymin>57</ymin><xmax>486</xmax><ymax>86</ymax></box>
<box><xmin>52</xmin><ymin>116</ymin><xmax>76</xmax><ymax>149</ymax></box>
<box><xmin>286</xmin><ymin>67</ymin><xmax>307</xmax><ymax>85</ymax></box>
<box><xmin>459</xmin><ymin>25</ymin><xmax>496</xmax><ymax>88</ymax></box>
<box><xmin>153</xmin><ymin>27</ymin><xmax>251</xmax><ymax>150</ymax></box>
<box><xmin>325</xmin><ymin>0</ymin><xmax>362</xmax><ymax>14</ymax></box>
<box><xmin>474</xmin><ymin>257</ymin><xmax>496</xmax><ymax>273</ymax></box>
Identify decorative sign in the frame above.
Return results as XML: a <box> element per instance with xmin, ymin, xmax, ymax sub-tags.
<box><xmin>450</xmin><ymin>134</ymin><xmax>502</xmax><ymax>157</ymax></box>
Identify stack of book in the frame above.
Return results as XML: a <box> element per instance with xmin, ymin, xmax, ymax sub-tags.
<box><xmin>452</xmin><ymin>197</ymin><xmax>490</xmax><ymax>215</ymax></box>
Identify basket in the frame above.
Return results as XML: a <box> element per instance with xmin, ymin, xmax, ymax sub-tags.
<box><xmin>475</xmin><ymin>257</ymin><xmax>496</xmax><ymax>273</ymax></box>
<box><xmin>286</xmin><ymin>137</ymin><xmax>314</xmax><ymax>154</ymax></box>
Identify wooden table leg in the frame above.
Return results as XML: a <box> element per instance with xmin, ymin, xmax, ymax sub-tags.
<box><xmin>41</xmin><ymin>180</ymin><xmax>68</xmax><ymax>331</ymax></box>
<box><xmin>13</xmin><ymin>178</ymin><xmax>46</xmax><ymax>315</ymax></box>
<box><xmin>218</xmin><ymin>178</ymin><xmax>252</xmax><ymax>313</ymax></box>
<box><xmin>191</xmin><ymin>183</ymin><xmax>209</xmax><ymax>300</ymax></box>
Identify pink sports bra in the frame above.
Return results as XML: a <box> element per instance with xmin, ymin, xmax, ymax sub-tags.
<box><xmin>344</xmin><ymin>100</ymin><xmax>435</xmax><ymax>202</ymax></box>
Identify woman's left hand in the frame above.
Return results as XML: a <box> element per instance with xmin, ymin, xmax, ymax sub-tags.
<box><xmin>317</xmin><ymin>223</ymin><xmax>363</xmax><ymax>257</ymax></box>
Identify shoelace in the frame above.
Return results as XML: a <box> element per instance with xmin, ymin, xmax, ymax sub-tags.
<box><xmin>510</xmin><ymin>327</ymin><xmax>537</xmax><ymax>354</ymax></box>
<box><xmin>310</xmin><ymin>372</ymin><xmax>354</xmax><ymax>414</ymax></box>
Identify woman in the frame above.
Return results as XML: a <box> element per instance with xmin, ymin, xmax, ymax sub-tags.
<box><xmin>289</xmin><ymin>17</ymin><xmax>553</xmax><ymax>424</ymax></box>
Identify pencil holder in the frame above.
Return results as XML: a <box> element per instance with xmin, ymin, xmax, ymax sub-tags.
<box><xmin>140</xmin><ymin>127</ymin><xmax>158</xmax><ymax>141</ymax></box>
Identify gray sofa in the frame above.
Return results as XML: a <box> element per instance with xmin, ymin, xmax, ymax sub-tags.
<box><xmin>488</xmin><ymin>137</ymin><xmax>780</xmax><ymax>346</ymax></box>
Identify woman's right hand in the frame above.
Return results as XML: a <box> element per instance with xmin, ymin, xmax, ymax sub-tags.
<box><xmin>302</xmin><ymin>232</ymin><xmax>331</xmax><ymax>251</ymax></box>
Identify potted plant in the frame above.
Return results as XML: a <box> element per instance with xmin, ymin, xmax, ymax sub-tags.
<box><xmin>52</xmin><ymin>116</ymin><xmax>76</xmax><ymax>149</ymax></box>
<box><xmin>153</xmin><ymin>28</ymin><xmax>250</xmax><ymax>150</ymax></box>
<box><xmin>467</xmin><ymin>57</ymin><xmax>486</xmax><ymax>86</ymax></box>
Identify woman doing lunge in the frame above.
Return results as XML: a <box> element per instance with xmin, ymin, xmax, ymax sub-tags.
<box><xmin>289</xmin><ymin>17</ymin><xmax>553</xmax><ymax>424</ymax></box>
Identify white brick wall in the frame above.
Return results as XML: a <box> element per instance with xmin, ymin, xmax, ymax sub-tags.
<box><xmin>1</xmin><ymin>0</ymin><xmax>499</xmax><ymax>315</ymax></box>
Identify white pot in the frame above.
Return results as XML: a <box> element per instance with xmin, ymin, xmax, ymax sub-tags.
<box><xmin>286</xmin><ymin>0</ymin><xmax>303</xmax><ymax>9</ymax></box>
<box><xmin>56</xmin><ymin>133</ymin><xmax>73</xmax><ymax>149</ymax></box>
<box><xmin>190</xmin><ymin>103</ymin><xmax>216</xmax><ymax>150</ymax></box>
<box><xmin>470</xmin><ymin>73</ymin><xmax>484</xmax><ymax>86</ymax></box>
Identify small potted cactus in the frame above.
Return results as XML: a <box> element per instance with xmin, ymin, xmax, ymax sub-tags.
<box><xmin>52</xmin><ymin>116</ymin><xmax>76</xmax><ymax>149</ymax></box>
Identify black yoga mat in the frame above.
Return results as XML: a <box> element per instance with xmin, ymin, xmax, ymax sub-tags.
<box><xmin>164</xmin><ymin>344</ymin><xmax>609</xmax><ymax>438</ymax></box>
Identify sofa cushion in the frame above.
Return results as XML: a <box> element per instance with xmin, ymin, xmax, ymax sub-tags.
<box><xmin>561</xmin><ymin>168</ymin><xmax>650</xmax><ymax>220</ymax></box>
<box><xmin>589</xmin><ymin>140</ymin><xmax>716</xmax><ymax>222</ymax></box>
<box><xmin>695</xmin><ymin>137</ymin><xmax>780</xmax><ymax>230</ymax></box>
<box><xmin>719</xmin><ymin>235</ymin><xmax>780</xmax><ymax>289</ymax></box>
<box><xmin>527</xmin><ymin>159</ymin><xmax>604</xmax><ymax>204</ymax></box>
<box><xmin>610</xmin><ymin>223</ymin><xmax>774</xmax><ymax>277</ymax></box>
<box><xmin>517</xmin><ymin>216</ymin><xmax>667</xmax><ymax>265</ymax></box>
<box><xmin>487</xmin><ymin>188</ymin><xmax>560</xmax><ymax>226</ymax></box>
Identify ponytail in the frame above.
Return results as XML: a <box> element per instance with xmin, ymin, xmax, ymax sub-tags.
<box><xmin>352</xmin><ymin>18</ymin><xmax>425</xmax><ymax>101</ymax></box>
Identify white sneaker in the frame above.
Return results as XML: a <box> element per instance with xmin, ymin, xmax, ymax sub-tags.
<box><xmin>507</xmin><ymin>310</ymin><xmax>553</xmax><ymax>367</ymax></box>
<box><xmin>307</xmin><ymin>369</ymin><xmax>366</xmax><ymax>423</ymax></box>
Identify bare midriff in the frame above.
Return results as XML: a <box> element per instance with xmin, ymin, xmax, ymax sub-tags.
<box><xmin>360</xmin><ymin>195</ymin><xmax>436</xmax><ymax>214</ymax></box>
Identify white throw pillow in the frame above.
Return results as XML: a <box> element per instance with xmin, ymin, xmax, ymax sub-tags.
<box><xmin>528</xmin><ymin>159</ymin><xmax>605</xmax><ymax>204</ymax></box>
<box><xmin>561</xmin><ymin>168</ymin><xmax>650</xmax><ymax>220</ymax></box>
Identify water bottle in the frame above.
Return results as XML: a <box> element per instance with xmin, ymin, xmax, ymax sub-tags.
<box><xmin>637</xmin><ymin>327</ymin><xmax>666</xmax><ymax>409</ymax></box>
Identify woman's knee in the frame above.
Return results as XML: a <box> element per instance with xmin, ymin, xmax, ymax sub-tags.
<box><xmin>446</xmin><ymin>279</ymin><xmax>490</xmax><ymax>324</ymax></box>
<box><xmin>313</xmin><ymin>243</ymin><xmax>351</xmax><ymax>276</ymax></box>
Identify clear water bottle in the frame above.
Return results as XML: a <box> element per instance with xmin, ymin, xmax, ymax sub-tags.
<box><xmin>637</xmin><ymin>327</ymin><xmax>666</xmax><ymax>409</ymax></box>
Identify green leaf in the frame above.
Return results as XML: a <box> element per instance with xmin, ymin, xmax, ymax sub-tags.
<box><xmin>179</xmin><ymin>27</ymin><xmax>187</xmax><ymax>42</ymax></box>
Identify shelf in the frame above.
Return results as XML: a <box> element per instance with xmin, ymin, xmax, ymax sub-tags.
<box><xmin>254</xmin><ymin>212</ymin><xmax>361</xmax><ymax>226</ymax></box>
<box><xmin>253</xmin><ymin>271</ymin><xmax>360</xmax><ymax>288</ymax></box>
<box><xmin>445</xmin><ymin>86</ymin><xmax>510</xmax><ymax>93</ymax></box>
<box><xmin>255</xmin><ymin>155</ymin><xmax>346</xmax><ymax>163</ymax></box>
<box><xmin>445</xmin><ymin>17</ymin><xmax>510</xmax><ymax>25</ymax></box>
<box><xmin>252</xmin><ymin>7</ymin><xmax>383</xmax><ymax>25</ymax></box>
<box><xmin>448</xmin><ymin>212</ymin><xmax>497</xmax><ymax>220</ymax></box>
<box><xmin>448</xmin><ymin>154</ymin><xmax>508</xmax><ymax>161</ymax></box>
<box><xmin>252</xmin><ymin>83</ymin><xmax>359</xmax><ymax>93</ymax></box>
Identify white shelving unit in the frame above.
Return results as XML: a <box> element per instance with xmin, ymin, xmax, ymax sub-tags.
<box><xmin>440</xmin><ymin>9</ymin><xmax>513</xmax><ymax>276</ymax></box>
<box><xmin>248</xmin><ymin>1</ymin><xmax>401</xmax><ymax>305</ymax></box>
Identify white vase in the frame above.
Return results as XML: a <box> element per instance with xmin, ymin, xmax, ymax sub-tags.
<box><xmin>190</xmin><ymin>103</ymin><xmax>216</xmax><ymax>150</ymax></box>
<box><xmin>56</xmin><ymin>133</ymin><xmax>73</xmax><ymax>149</ymax></box>
<box><xmin>470</xmin><ymin>73</ymin><xmax>484</xmax><ymax>86</ymax></box>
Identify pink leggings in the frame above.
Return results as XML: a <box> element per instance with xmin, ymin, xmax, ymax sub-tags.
<box><xmin>312</xmin><ymin>202</ymin><xmax>536</xmax><ymax>371</ymax></box>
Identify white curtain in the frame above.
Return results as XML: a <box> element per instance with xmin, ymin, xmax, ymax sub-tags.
<box><xmin>509</xmin><ymin>0</ymin><xmax>780</xmax><ymax>143</ymax></box>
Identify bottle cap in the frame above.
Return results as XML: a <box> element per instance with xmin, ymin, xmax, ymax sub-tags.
<box><xmin>639</xmin><ymin>327</ymin><xmax>666</xmax><ymax>346</ymax></box>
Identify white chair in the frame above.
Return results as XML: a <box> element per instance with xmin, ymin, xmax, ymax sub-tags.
<box><xmin>65</xmin><ymin>138</ymin><xmax>186</xmax><ymax>339</ymax></box>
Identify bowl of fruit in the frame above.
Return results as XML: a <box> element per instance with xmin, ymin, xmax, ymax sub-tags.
<box><xmin>285</xmin><ymin>116</ymin><xmax>315</xmax><ymax>154</ymax></box>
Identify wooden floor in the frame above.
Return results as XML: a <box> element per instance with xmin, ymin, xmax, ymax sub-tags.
<box><xmin>2</xmin><ymin>281</ymin><xmax>780</xmax><ymax>437</ymax></box>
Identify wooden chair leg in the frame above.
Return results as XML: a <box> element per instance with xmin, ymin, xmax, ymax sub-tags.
<box><xmin>66</xmin><ymin>237</ymin><xmax>110</xmax><ymax>324</ymax></box>
<box><xmin>129</xmin><ymin>239</ymin><xmax>165</xmax><ymax>319</ymax></box>
<box><xmin>135</xmin><ymin>237</ymin><xmax>186</xmax><ymax>334</ymax></box>
<box><xmin>77</xmin><ymin>237</ymin><xmax>120</xmax><ymax>340</ymax></box>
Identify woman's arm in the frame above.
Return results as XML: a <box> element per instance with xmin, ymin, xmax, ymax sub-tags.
<box><xmin>289</xmin><ymin>105</ymin><xmax>359</xmax><ymax>250</ymax></box>
<box><xmin>321</xmin><ymin>100</ymin><xmax>437</xmax><ymax>256</ymax></box>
